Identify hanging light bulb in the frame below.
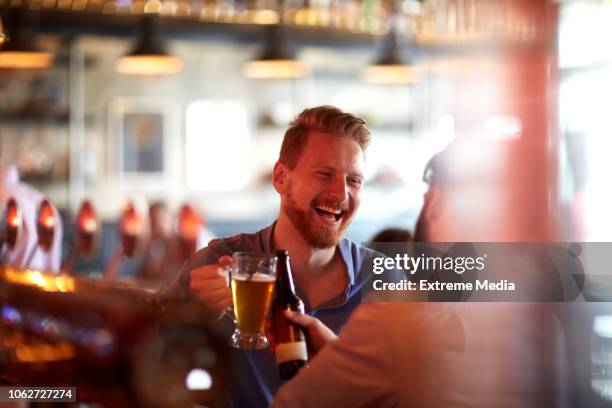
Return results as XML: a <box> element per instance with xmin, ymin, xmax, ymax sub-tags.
<box><xmin>243</xmin><ymin>24</ymin><xmax>308</xmax><ymax>79</ymax></box>
<box><xmin>361</xmin><ymin>16</ymin><xmax>418</xmax><ymax>85</ymax></box>
<box><xmin>0</xmin><ymin>16</ymin><xmax>6</xmax><ymax>46</ymax></box>
<box><xmin>115</xmin><ymin>14</ymin><xmax>183</xmax><ymax>75</ymax></box>
<box><xmin>0</xmin><ymin>8</ymin><xmax>53</xmax><ymax>70</ymax></box>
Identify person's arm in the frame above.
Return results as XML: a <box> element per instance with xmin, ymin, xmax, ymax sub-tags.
<box><xmin>271</xmin><ymin>303</ymin><xmax>395</xmax><ymax>408</ymax></box>
<box><xmin>283</xmin><ymin>309</ymin><xmax>338</xmax><ymax>358</ymax></box>
<box><xmin>162</xmin><ymin>240</ymin><xmax>227</xmax><ymax>303</ymax></box>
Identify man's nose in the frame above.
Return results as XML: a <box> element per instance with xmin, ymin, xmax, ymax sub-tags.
<box><xmin>327</xmin><ymin>176</ymin><xmax>349</xmax><ymax>202</ymax></box>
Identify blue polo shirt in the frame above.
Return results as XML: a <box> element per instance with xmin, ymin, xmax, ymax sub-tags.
<box><xmin>176</xmin><ymin>223</ymin><xmax>385</xmax><ymax>408</ymax></box>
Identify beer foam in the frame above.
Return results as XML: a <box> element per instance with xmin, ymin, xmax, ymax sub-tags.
<box><xmin>232</xmin><ymin>273</ymin><xmax>275</xmax><ymax>283</ymax></box>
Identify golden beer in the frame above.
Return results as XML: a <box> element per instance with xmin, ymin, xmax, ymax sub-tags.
<box><xmin>231</xmin><ymin>274</ymin><xmax>275</xmax><ymax>335</ymax></box>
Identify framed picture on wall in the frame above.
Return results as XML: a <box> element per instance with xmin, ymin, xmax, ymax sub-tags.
<box><xmin>108</xmin><ymin>97</ymin><xmax>175</xmax><ymax>181</ymax></box>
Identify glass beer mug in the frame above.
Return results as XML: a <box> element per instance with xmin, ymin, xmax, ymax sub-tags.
<box><xmin>228</xmin><ymin>252</ymin><xmax>277</xmax><ymax>349</ymax></box>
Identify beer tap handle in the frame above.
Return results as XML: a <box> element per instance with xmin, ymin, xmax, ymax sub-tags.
<box><xmin>25</xmin><ymin>198</ymin><xmax>57</xmax><ymax>270</ymax></box>
<box><xmin>62</xmin><ymin>200</ymin><xmax>100</xmax><ymax>275</ymax></box>
<box><xmin>103</xmin><ymin>246</ymin><xmax>124</xmax><ymax>281</ymax></box>
<box><xmin>61</xmin><ymin>247</ymin><xmax>78</xmax><ymax>274</ymax></box>
<box><xmin>1</xmin><ymin>197</ymin><xmax>23</xmax><ymax>265</ymax></box>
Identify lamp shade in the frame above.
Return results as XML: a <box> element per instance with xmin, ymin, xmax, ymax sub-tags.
<box><xmin>0</xmin><ymin>8</ymin><xmax>53</xmax><ymax>69</ymax></box>
<box><xmin>361</xmin><ymin>28</ymin><xmax>418</xmax><ymax>85</ymax></box>
<box><xmin>115</xmin><ymin>14</ymin><xmax>183</xmax><ymax>75</ymax></box>
<box><xmin>243</xmin><ymin>24</ymin><xmax>307</xmax><ymax>79</ymax></box>
<box><xmin>0</xmin><ymin>16</ymin><xmax>6</xmax><ymax>46</ymax></box>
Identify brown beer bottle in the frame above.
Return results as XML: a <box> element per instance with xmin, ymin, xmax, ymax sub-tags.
<box><xmin>273</xmin><ymin>250</ymin><xmax>308</xmax><ymax>380</ymax></box>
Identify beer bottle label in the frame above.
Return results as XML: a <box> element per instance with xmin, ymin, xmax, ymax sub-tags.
<box><xmin>275</xmin><ymin>341</ymin><xmax>308</xmax><ymax>364</ymax></box>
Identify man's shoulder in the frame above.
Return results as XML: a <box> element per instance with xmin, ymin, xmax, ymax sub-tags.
<box><xmin>207</xmin><ymin>231</ymin><xmax>260</xmax><ymax>252</ymax></box>
<box><xmin>187</xmin><ymin>228</ymin><xmax>267</xmax><ymax>268</ymax></box>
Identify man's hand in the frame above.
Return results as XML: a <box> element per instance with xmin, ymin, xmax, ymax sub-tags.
<box><xmin>284</xmin><ymin>309</ymin><xmax>338</xmax><ymax>357</ymax></box>
<box><xmin>190</xmin><ymin>255</ymin><xmax>233</xmax><ymax>320</ymax></box>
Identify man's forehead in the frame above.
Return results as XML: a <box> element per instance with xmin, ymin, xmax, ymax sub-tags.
<box><xmin>301</xmin><ymin>144</ymin><xmax>364</xmax><ymax>174</ymax></box>
<box><xmin>301</xmin><ymin>132</ymin><xmax>364</xmax><ymax>157</ymax></box>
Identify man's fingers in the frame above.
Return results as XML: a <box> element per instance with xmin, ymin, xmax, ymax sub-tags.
<box><xmin>190</xmin><ymin>265</ymin><xmax>225</xmax><ymax>281</ymax></box>
<box><xmin>218</xmin><ymin>255</ymin><xmax>234</xmax><ymax>268</ymax></box>
<box><xmin>210</xmin><ymin>297</ymin><xmax>233</xmax><ymax>313</ymax></box>
<box><xmin>284</xmin><ymin>309</ymin><xmax>317</xmax><ymax>328</ymax></box>
<box><xmin>283</xmin><ymin>309</ymin><xmax>338</xmax><ymax>355</ymax></box>
<box><xmin>191</xmin><ymin>277</ymin><xmax>227</xmax><ymax>292</ymax></box>
<box><xmin>193</xmin><ymin>287</ymin><xmax>231</xmax><ymax>304</ymax></box>
<box><xmin>187</xmin><ymin>257</ymin><xmax>236</xmax><ymax>322</ymax></box>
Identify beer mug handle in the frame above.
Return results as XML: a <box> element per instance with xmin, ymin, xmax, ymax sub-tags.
<box><xmin>222</xmin><ymin>264</ymin><xmax>235</xmax><ymax>320</ymax></box>
<box><xmin>224</xmin><ymin>263</ymin><xmax>232</xmax><ymax>289</ymax></box>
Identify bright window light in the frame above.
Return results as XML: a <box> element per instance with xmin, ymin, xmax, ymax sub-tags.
<box><xmin>482</xmin><ymin>115</ymin><xmax>522</xmax><ymax>140</ymax></box>
<box><xmin>561</xmin><ymin>67</ymin><xmax>612</xmax><ymax>240</ymax></box>
<box><xmin>186</xmin><ymin>101</ymin><xmax>250</xmax><ymax>191</ymax></box>
<box><xmin>594</xmin><ymin>316</ymin><xmax>612</xmax><ymax>339</ymax></box>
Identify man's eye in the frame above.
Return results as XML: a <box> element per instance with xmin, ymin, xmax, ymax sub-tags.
<box><xmin>317</xmin><ymin>171</ymin><xmax>332</xmax><ymax>178</ymax></box>
<box><xmin>349</xmin><ymin>178</ymin><xmax>363</xmax><ymax>187</ymax></box>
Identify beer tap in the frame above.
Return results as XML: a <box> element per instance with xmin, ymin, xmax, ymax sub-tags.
<box><xmin>24</xmin><ymin>198</ymin><xmax>56</xmax><ymax>268</ymax></box>
<box><xmin>1</xmin><ymin>263</ymin><xmax>230</xmax><ymax>407</ymax></box>
<box><xmin>61</xmin><ymin>200</ymin><xmax>100</xmax><ymax>274</ymax></box>
<box><xmin>104</xmin><ymin>201</ymin><xmax>144</xmax><ymax>281</ymax></box>
<box><xmin>157</xmin><ymin>204</ymin><xmax>204</xmax><ymax>300</ymax></box>
<box><xmin>0</xmin><ymin>197</ymin><xmax>23</xmax><ymax>264</ymax></box>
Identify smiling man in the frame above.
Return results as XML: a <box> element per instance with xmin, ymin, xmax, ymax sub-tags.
<box><xmin>172</xmin><ymin>105</ymin><xmax>380</xmax><ymax>407</ymax></box>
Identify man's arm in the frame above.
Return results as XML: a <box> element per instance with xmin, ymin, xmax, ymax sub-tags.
<box><xmin>283</xmin><ymin>309</ymin><xmax>338</xmax><ymax>357</ymax></box>
<box><xmin>164</xmin><ymin>240</ymin><xmax>231</xmax><ymax>308</ymax></box>
<box><xmin>271</xmin><ymin>303</ymin><xmax>395</xmax><ymax>408</ymax></box>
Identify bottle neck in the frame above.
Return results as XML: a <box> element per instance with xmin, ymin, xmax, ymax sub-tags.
<box><xmin>276</xmin><ymin>256</ymin><xmax>296</xmax><ymax>296</ymax></box>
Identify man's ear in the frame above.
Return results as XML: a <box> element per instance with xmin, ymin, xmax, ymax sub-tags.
<box><xmin>272</xmin><ymin>161</ymin><xmax>288</xmax><ymax>194</ymax></box>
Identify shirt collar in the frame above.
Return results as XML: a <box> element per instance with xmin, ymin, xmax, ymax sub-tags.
<box><xmin>260</xmin><ymin>222</ymin><xmax>275</xmax><ymax>253</ymax></box>
<box><xmin>338</xmin><ymin>238</ymin><xmax>356</xmax><ymax>287</ymax></box>
<box><xmin>262</xmin><ymin>221</ymin><xmax>356</xmax><ymax>309</ymax></box>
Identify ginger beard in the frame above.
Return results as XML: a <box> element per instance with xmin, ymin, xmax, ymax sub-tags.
<box><xmin>282</xmin><ymin>179</ymin><xmax>354</xmax><ymax>249</ymax></box>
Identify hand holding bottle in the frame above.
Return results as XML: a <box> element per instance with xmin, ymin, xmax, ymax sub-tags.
<box><xmin>272</xmin><ymin>250</ymin><xmax>310</xmax><ymax>380</ymax></box>
<box><xmin>283</xmin><ymin>309</ymin><xmax>338</xmax><ymax>357</ymax></box>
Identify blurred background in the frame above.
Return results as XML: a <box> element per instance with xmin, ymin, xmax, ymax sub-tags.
<box><xmin>3</xmin><ymin>1</ymin><xmax>612</xmax><ymax>406</ymax></box>
<box><xmin>0</xmin><ymin>0</ymin><xmax>609</xmax><ymax>269</ymax></box>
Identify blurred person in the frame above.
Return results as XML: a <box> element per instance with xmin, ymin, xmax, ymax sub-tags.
<box><xmin>271</xmin><ymin>143</ymin><xmax>570</xmax><ymax>408</ymax></box>
<box><xmin>272</xmin><ymin>302</ymin><xmax>464</xmax><ymax>408</ymax></box>
<box><xmin>194</xmin><ymin>206</ymin><xmax>215</xmax><ymax>250</ymax></box>
<box><xmin>137</xmin><ymin>201</ymin><xmax>177</xmax><ymax>285</ymax></box>
<box><xmin>170</xmin><ymin>105</ymin><xmax>388</xmax><ymax>407</ymax></box>
<box><xmin>0</xmin><ymin>163</ymin><xmax>62</xmax><ymax>272</ymax></box>
<box><xmin>273</xmin><ymin>303</ymin><xmax>565</xmax><ymax>408</ymax></box>
<box><xmin>174</xmin><ymin>203</ymin><xmax>215</xmax><ymax>263</ymax></box>
<box><xmin>370</xmin><ymin>227</ymin><xmax>412</xmax><ymax>244</ymax></box>
<box><xmin>413</xmin><ymin>144</ymin><xmax>569</xmax><ymax>407</ymax></box>
<box><xmin>367</xmin><ymin>227</ymin><xmax>413</xmax><ymax>274</ymax></box>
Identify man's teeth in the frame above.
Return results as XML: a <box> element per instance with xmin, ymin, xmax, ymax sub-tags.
<box><xmin>315</xmin><ymin>205</ymin><xmax>342</xmax><ymax>215</ymax></box>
